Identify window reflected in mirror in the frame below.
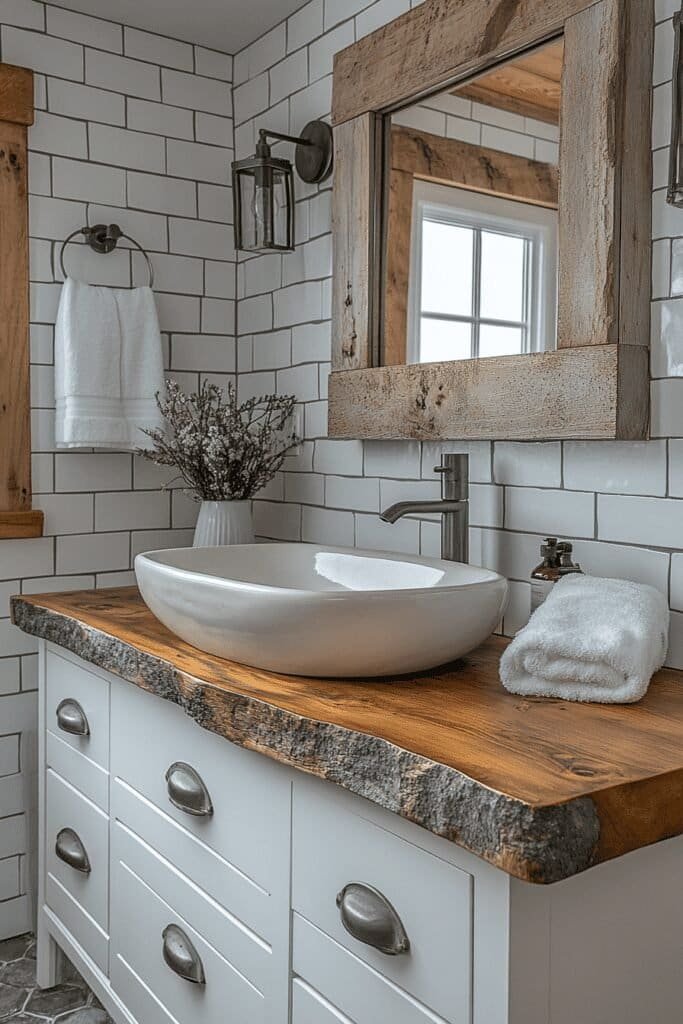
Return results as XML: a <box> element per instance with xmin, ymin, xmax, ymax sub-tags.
<box><xmin>382</xmin><ymin>38</ymin><xmax>563</xmax><ymax>367</ymax></box>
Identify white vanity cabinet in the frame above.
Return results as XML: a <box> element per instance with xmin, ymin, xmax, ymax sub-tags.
<box><xmin>37</xmin><ymin>641</ymin><xmax>683</xmax><ymax>1024</ymax></box>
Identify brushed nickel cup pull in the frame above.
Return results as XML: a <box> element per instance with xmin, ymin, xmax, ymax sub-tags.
<box><xmin>336</xmin><ymin>882</ymin><xmax>410</xmax><ymax>956</ymax></box>
<box><xmin>56</xmin><ymin>698</ymin><xmax>90</xmax><ymax>737</ymax></box>
<box><xmin>162</xmin><ymin>924</ymin><xmax>205</xmax><ymax>985</ymax></box>
<box><xmin>55</xmin><ymin>828</ymin><xmax>91</xmax><ymax>875</ymax></box>
<box><xmin>165</xmin><ymin>762</ymin><xmax>213</xmax><ymax>817</ymax></box>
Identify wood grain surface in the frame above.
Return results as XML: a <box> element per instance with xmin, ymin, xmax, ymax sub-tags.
<box><xmin>13</xmin><ymin>587</ymin><xmax>683</xmax><ymax>884</ymax></box>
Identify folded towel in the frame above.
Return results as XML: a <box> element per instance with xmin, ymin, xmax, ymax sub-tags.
<box><xmin>500</xmin><ymin>575</ymin><xmax>669</xmax><ymax>704</ymax></box>
<box><xmin>55</xmin><ymin>277</ymin><xmax>165</xmax><ymax>450</ymax></box>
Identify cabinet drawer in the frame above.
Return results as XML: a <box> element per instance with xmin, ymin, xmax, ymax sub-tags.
<box><xmin>46</xmin><ymin>768</ymin><xmax>109</xmax><ymax>933</ymax></box>
<box><xmin>46</xmin><ymin>730</ymin><xmax>109</xmax><ymax>812</ymax></box>
<box><xmin>293</xmin><ymin>915</ymin><xmax>453</xmax><ymax>1024</ymax></box>
<box><xmin>46</xmin><ymin>648</ymin><xmax>109</xmax><ymax>770</ymax></box>
<box><xmin>292</xmin><ymin>785</ymin><xmax>472</xmax><ymax>1024</ymax></box>
<box><xmin>111</xmin><ymin>820</ymin><xmax>270</xmax><ymax>990</ymax></box>
<box><xmin>110</xmin><ymin>680</ymin><xmax>290</xmax><ymax>893</ymax></box>
<box><xmin>110</xmin><ymin>852</ymin><xmax>265</xmax><ymax>1024</ymax></box>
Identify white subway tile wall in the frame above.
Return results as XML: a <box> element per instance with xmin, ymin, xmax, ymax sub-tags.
<box><xmin>0</xmin><ymin>4</ymin><xmax>235</xmax><ymax>939</ymax></box>
<box><xmin>232</xmin><ymin>0</ymin><xmax>683</xmax><ymax>676</ymax></box>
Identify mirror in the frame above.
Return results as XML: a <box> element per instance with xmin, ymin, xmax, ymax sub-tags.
<box><xmin>383</xmin><ymin>39</ymin><xmax>563</xmax><ymax>367</ymax></box>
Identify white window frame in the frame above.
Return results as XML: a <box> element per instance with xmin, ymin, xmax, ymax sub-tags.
<box><xmin>407</xmin><ymin>179</ymin><xmax>558</xmax><ymax>364</ymax></box>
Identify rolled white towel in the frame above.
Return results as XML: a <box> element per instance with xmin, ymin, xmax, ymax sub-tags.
<box><xmin>500</xmin><ymin>575</ymin><xmax>669</xmax><ymax>704</ymax></box>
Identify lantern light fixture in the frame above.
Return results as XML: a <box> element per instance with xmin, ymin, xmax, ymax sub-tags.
<box><xmin>232</xmin><ymin>120</ymin><xmax>334</xmax><ymax>253</ymax></box>
<box><xmin>668</xmin><ymin>8</ymin><xmax>683</xmax><ymax>206</ymax></box>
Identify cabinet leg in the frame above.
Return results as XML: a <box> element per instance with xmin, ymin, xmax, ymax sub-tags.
<box><xmin>36</xmin><ymin>918</ymin><xmax>63</xmax><ymax>989</ymax></box>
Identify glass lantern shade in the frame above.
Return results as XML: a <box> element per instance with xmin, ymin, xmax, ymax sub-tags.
<box><xmin>669</xmin><ymin>11</ymin><xmax>683</xmax><ymax>207</ymax></box>
<box><xmin>232</xmin><ymin>154</ymin><xmax>295</xmax><ymax>253</ymax></box>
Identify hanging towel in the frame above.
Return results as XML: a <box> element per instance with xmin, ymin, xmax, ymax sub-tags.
<box><xmin>55</xmin><ymin>277</ymin><xmax>165</xmax><ymax>450</ymax></box>
<box><xmin>500</xmin><ymin>574</ymin><xmax>669</xmax><ymax>704</ymax></box>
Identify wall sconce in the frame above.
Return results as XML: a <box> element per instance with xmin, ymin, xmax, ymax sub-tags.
<box><xmin>232</xmin><ymin>120</ymin><xmax>333</xmax><ymax>253</ymax></box>
<box><xmin>668</xmin><ymin>9</ymin><xmax>683</xmax><ymax>206</ymax></box>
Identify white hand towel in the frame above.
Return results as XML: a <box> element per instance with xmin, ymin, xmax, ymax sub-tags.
<box><xmin>55</xmin><ymin>277</ymin><xmax>165</xmax><ymax>451</ymax></box>
<box><xmin>500</xmin><ymin>575</ymin><xmax>669</xmax><ymax>704</ymax></box>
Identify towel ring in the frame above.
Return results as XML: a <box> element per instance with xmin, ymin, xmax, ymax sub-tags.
<box><xmin>59</xmin><ymin>224</ymin><xmax>155</xmax><ymax>288</ymax></box>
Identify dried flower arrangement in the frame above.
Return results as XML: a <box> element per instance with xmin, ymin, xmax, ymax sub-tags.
<box><xmin>137</xmin><ymin>379</ymin><xmax>298</xmax><ymax>501</ymax></box>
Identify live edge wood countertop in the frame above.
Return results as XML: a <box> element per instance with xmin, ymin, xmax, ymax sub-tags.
<box><xmin>12</xmin><ymin>586</ymin><xmax>683</xmax><ymax>885</ymax></box>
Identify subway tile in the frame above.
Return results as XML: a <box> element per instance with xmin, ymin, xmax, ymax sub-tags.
<box><xmin>0</xmin><ymin>582</ymin><xmax>20</xmax><ymax>619</ymax></box>
<box><xmin>167</xmin><ymin>139</ymin><xmax>230</xmax><ymax>185</ymax></box>
<box><xmin>651</xmin><ymin>379</ymin><xmax>683</xmax><ymax>437</ymax></box>
<box><xmin>124</xmin><ymin>27</ymin><xmax>193</xmax><ymax>71</ymax></box>
<box><xmin>155</xmin><ymin>292</ymin><xmax>200</xmax><ymax>332</ymax></box>
<box><xmin>242</xmin><ymin>23</ymin><xmax>286</xmax><ymax>78</ymax></box>
<box><xmin>288</xmin><ymin>0</ymin><xmax>324</xmax><ymax>53</ymax></box>
<box><xmin>168</xmin><ymin>218</ymin><xmax>233</xmax><ymax>260</ymax></box>
<box><xmin>380</xmin><ymin>478</ymin><xmax>440</xmax><ymax>508</ymax></box>
<box><xmin>96</xmin><ymin>570</ymin><xmax>136</xmax><ymax>587</ymax></box>
<box><xmin>270</xmin><ymin>52</ymin><xmax>308</xmax><ymax>105</ymax></box>
<box><xmin>171</xmin><ymin>334</ymin><xmax>235</xmax><ymax>371</ymax></box>
<box><xmin>668</xmin><ymin>439</ymin><xmax>683</xmax><ymax>496</ymax></box>
<box><xmin>653</xmin><ymin>239</ymin><xmax>672</xmax><ymax>300</ymax></box>
<box><xmin>421</xmin><ymin>441</ymin><xmax>492</xmax><ymax>483</ymax></box>
<box><xmin>128</xmin><ymin>98</ymin><xmax>194</xmax><ymax>140</ymax></box>
<box><xmin>54</xmin><ymin>241</ymin><xmax>130</xmax><ymax>287</ymax></box>
<box><xmin>291</xmin><ymin>322</ymin><xmax>331</xmax><ymax>363</ymax></box>
<box><xmin>52</xmin><ymin>157</ymin><xmax>125</xmax><ymax>206</ymax></box>
<box><xmin>364</xmin><ymin>441</ymin><xmax>421</xmax><ymax>480</ymax></box>
<box><xmin>29</xmin><ymin>195</ymin><xmax>87</xmax><ymax>241</ymax></box>
<box><xmin>309</xmin><ymin>22</ymin><xmax>354</xmax><ymax>82</ymax></box>
<box><xmin>667</xmin><ymin>612</ymin><xmax>683</xmax><ymax>670</ymax></box>
<box><xmin>30</xmin><ymin>111</ymin><xmax>87</xmax><ymax>158</ymax></box>
<box><xmin>564</xmin><ymin>441</ymin><xmax>667</xmax><ymax>496</ymax></box>
<box><xmin>130</xmin><ymin>529</ymin><xmax>193</xmax><ymax>560</ymax></box>
<box><xmin>30</xmin><ymin>282</ymin><xmax>62</xmax><ymax>323</ymax></box>
<box><xmin>29</xmin><ymin>237</ymin><xmax>53</xmax><ymax>281</ymax></box>
<box><xmin>274</xmin><ymin>281</ymin><xmax>323</xmax><ymax>327</ymax></box>
<box><xmin>95</xmin><ymin>491</ymin><xmax>170</xmax><ymax>532</ymax></box>
<box><xmin>2</xmin><ymin>26</ymin><xmax>83</xmax><ymax>79</ymax></box>
<box><xmin>195</xmin><ymin>47</ymin><xmax>233</xmax><ymax>82</ymax></box>
<box><xmin>569</xmin><ymin>541</ymin><xmax>670</xmax><ymax>595</ymax></box>
<box><xmin>243</xmin><ymin>254</ymin><xmax>282</xmax><ymax>297</ymax></box>
<box><xmin>0</xmin><ymin>620</ymin><xmax>37</xmax><ymax>658</ymax></box>
<box><xmin>445</xmin><ymin>115</ymin><xmax>481</xmax><ymax>146</ymax></box>
<box><xmin>22</xmin><ymin>574</ymin><xmax>95</xmax><ymax>596</ymax></box>
<box><xmin>471</xmin><ymin>484</ymin><xmax>504</xmax><ymax>528</ymax></box>
<box><xmin>654</xmin><ymin>18</ymin><xmax>675</xmax><ymax>86</ymax></box>
<box><xmin>55</xmin><ymin>453</ymin><xmax>131</xmax><ymax>492</ymax></box>
<box><xmin>30</xmin><ymin>363</ymin><xmax>54</xmax><ymax>407</ymax></box>
<box><xmin>253</xmin><ymin>500</ymin><xmax>301</xmax><ymax>541</ymax></box>
<box><xmin>171</xmin><ymin>491</ymin><xmax>199</xmax><ymax>529</ymax></box>
<box><xmin>313</xmin><ymin>439</ymin><xmax>363</xmax><ymax>476</ymax></box>
<box><xmin>90</xmin><ymin>204</ymin><xmax>170</xmax><ymax>252</ymax></box>
<box><xmin>503</xmin><ymin>581</ymin><xmax>531</xmax><ymax>637</ymax></box>
<box><xmin>202</xmin><ymin>297</ymin><xmax>235</xmax><ymax>334</ymax></box>
<box><xmin>493</xmin><ymin>442</ymin><xmax>561</xmax><ymax>488</ymax></box>
<box><xmin>205</xmin><ymin>260</ymin><xmax>235</xmax><ymax>299</ymax></box>
<box><xmin>0</xmin><ymin>660</ymin><xmax>21</xmax><ymax>697</ymax></box>
<box><xmin>324</xmin><ymin>0</ymin><xmax>366</xmax><ymax>30</ymax></box>
<box><xmin>196</xmin><ymin>112</ymin><xmax>233</xmax><ymax>147</ymax></box>
<box><xmin>89</xmin><ymin>123</ymin><xmax>165</xmax><ymax>173</ymax></box>
<box><xmin>1</xmin><ymin>0</ymin><xmax>44</xmax><ymax>31</ymax></box>
<box><xmin>46</xmin><ymin>6</ymin><xmax>122</xmax><ymax>51</ymax></box>
<box><xmin>506</xmin><ymin>486</ymin><xmax>595</xmax><ymax>538</ymax></box>
<box><xmin>277</xmin><ymin>362</ymin><xmax>319</xmax><ymax>401</ymax></box>
<box><xmin>356</xmin><ymin>513</ymin><xmax>420</xmax><ymax>555</ymax></box>
<box><xmin>233</xmin><ymin>73</ymin><xmax>269</xmax><ymax>125</ymax></box>
<box><xmin>34</xmin><ymin>493</ymin><xmax>93</xmax><ymax>536</ymax></box>
<box><xmin>670</xmin><ymin>553</ymin><xmax>683</xmax><ymax>610</ymax></box>
<box><xmin>356</xmin><ymin>0</ymin><xmax>410</xmax><ymax>37</ymax></box>
<box><xmin>31</xmin><ymin>453</ymin><xmax>53</xmax><ymax>493</ymax></box>
<box><xmin>240</xmin><ymin>295</ymin><xmax>273</xmax><ymax>334</ymax></box>
<box><xmin>326</xmin><ymin>475</ymin><xmax>380</xmax><ymax>512</ymax></box>
<box><xmin>253</xmin><ymin>330</ymin><xmax>291</xmax><ymax>370</ymax></box>
<box><xmin>302</xmin><ymin>504</ymin><xmax>354</xmax><ymax>545</ymax></box>
<box><xmin>652</xmin><ymin>84</ymin><xmax>671</xmax><ymax>152</ymax></box>
<box><xmin>284</xmin><ymin>473</ymin><xmax>325</xmax><ymax>506</ymax></box>
<box><xmin>28</xmin><ymin>153</ymin><xmax>51</xmax><ymax>197</ymax></box>
<box><xmin>198</xmin><ymin>183</ymin><xmax>233</xmax><ymax>224</ymax></box>
<box><xmin>162</xmin><ymin>68</ymin><xmax>232</xmax><ymax>115</ymax></box>
<box><xmin>598</xmin><ymin>493</ymin><xmax>683</xmax><ymax>548</ymax></box>
<box><xmin>651</xmin><ymin>297</ymin><xmax>683</xmax><ymax>377</ymax></box>
<box><xmin>127</xmin><ymin>171</ymin><xmax>196</xmax><ymax>218</ymax></box>
<box><xmin>134</xmin><ymin>252</ymin><xmax>200</xmax><ymax>295</ymax></box>
<box><xmin>481</xmin><ymin>124</ymin><xmax>534</xmax><ymax>159</ymax></box>
<box><xmin>0</xmin><ymin>738</ymin><xmax>20</xmax><ymax>779</ymax></box>
<box><xmin>85</xmin><ymin>49</ymin><xmax>160</xmax><ymax>100</ymax></box>
<box><xmin>47</xmin><ymin>78</ymin><xmax>125</xmax><ymax>125</ymax></box>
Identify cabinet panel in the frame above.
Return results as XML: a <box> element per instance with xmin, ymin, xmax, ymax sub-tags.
<box><xmin>110</xmin><ymin>678</ymin><xmax>290</xmax><ymax>894</ymax></box>
<box><xmin>292</xmin><ymin>785</ymin><xmax>472</xmax><ymax>1023</ymax></box>
<box><xmin>110</xmin><ymin>856</ymin><xmax>265</xmax><ymax>1024</ymax></box>
<box><xmin>293</xmin><ymin>915</ymin><xmax>453</xmax><ymax>1024</ymax></box>
<box><xmin>46</xmin><ymin>649</ymin><xmax>109</xmax><ymax>770</ymax></box>
<box><xmin>46</xmin><ymin>730</ymin><xmax>109</xmax><ymax>812</ymax></box>
<box><xmin>292</xmin><ymin>978</ymin><xmax>356</xmax><ymax>1024</ymax></box>
<box><xmin>46</xmin><ymin>768</ymin><xmax>109</xmax><ymax>932</ymax></box>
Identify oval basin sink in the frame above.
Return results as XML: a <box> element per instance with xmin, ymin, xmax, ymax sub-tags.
<box><xmin>135</xmin><ymin>543</ymin><xmax>509</xmax><ymax>678</ymax></box>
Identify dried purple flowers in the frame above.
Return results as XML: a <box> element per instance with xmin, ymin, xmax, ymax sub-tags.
<box><xmin>137</xmin><ymin>379</ymin><xmax>297</xmax><ymax>501</ymax></box>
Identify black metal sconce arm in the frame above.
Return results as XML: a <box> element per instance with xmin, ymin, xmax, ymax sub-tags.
<box><xmin>256</xmin><ymin>121</ymin><xmax>333</xmax><ymax>184</ymax></box>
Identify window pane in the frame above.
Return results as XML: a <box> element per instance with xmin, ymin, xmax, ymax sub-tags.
<box><xmin>419</xmin><ymin>318</ymin><xmax>472</xmax><ymax>363</ymax></box>
<box><xmin>479</xmin><ymin>324</ymin><xmax>524</xmax><ymax>358</ymax></box>
<box><xmin>480</xmin><ymin>232</ymin><xmax>526</xmax><ymax>323</ymax></box>
<box><xmin>421</xmin><ymin>220</ymin><xmax>473</xmax><ymax>317</ymax></box>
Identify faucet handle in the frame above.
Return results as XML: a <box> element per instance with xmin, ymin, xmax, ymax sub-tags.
<box><xmin>433</xmin><ymin>454</ymin><xmax>468</xmax><ymax>500</ymax></box>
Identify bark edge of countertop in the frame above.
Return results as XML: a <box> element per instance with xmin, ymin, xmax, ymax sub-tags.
<box><xmin>13</xmin><ymin>588</ymin><xmax>683</xmax><ymax>885</ymax></box>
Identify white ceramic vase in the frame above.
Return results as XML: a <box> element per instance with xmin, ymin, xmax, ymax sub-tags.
<box><xmin>192</xmin><ymin>500</ymin><xmax>255</xmax><ymax>547</ymax></box>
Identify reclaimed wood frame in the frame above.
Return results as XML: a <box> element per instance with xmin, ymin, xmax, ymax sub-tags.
<box><xmin>328</xmin><ymin>0</ymin><xmax>653</xmax><ymax>441</ymax></box>
<box><xmin>384</xmin><ymin>125</ymin><xmax>559</xmax><ymax>366</ymax></box>
<box><xmin>0</xmin><ymin>62</ymin><xmax>42</xmax><ymax>538</ymax></box>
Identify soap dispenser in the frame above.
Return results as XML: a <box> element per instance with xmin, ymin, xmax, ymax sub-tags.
<box><xmin>530</xmin><ymin>538</ymin><xmax>560</xmax><ymax>611</ymax></box>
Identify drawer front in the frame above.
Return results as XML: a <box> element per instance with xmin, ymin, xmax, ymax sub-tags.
<box><xmin>111</xmin><ymin>821</ymin><xmax>271</xmax><ymax>990</ymax></box>
<box><xmin>46</xmin><ymin>649</ymin><xmax>109</xmax><ymax>770</ymax></box>
<box><xmin>293</xmin><ymin>915</ymin><xmax>451</xmax><ymax>1024</ymax></box>
<box><xmin>110</xmin><ymin>680</ymin><xmax>290</xmax><ymax>893</ymax></box>
<box><xmin>46</xmin><ymin>730</ymin><xmax>109</xmax><ymax>812</ymax></box>
<box><xmin>292</xmin><ymin>785</ymin><xmax>472</xmax><ymax>1024</ymax></box>
<box><xmin>46</xmin><ymin>872</ymin><xmax>109</xmax><ymax>976</ymax></box>
<box><xmin>110</xmin><ymin>852</ymin><xmax>265</xmax><ymax>1024</ymax></box>
<box><xmin>292</xmin><ymin>978</ymin><xmax>357</xmax><ymax>1024</ymax></box>
<box><xmin>46</xmin><ymin>768</ymin><xmax>109</xmax><ymax>933</ymax></box>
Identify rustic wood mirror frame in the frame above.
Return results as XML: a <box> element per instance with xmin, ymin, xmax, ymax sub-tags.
<box><xmin>0</xmin><ymin>62</ymin><xmax>42</xmax><ymax>538</ymax></box>
<box><xmin>328</xmin><ymin>0</ymin><xmax>653</xmax><ymax>441</ymax></box>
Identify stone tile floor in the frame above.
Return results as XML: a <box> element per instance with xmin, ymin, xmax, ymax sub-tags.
<box><xmin>0</xmin><ymin>934</ymin><xmax>112</xmax><ymax>1024</ymax></box>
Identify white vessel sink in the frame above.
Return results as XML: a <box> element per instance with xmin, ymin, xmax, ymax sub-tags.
<box><xmin>135</xmin><ymin>543</ymin><xmax>509</xmax><ymax>678</ymax></box>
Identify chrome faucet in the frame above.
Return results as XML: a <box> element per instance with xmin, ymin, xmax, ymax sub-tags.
<box><xmin>380</xmin><ymin>454</ymin><xmax>469</xmax><ymax>563</ymax></box>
